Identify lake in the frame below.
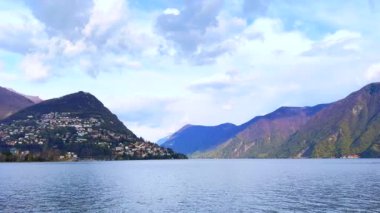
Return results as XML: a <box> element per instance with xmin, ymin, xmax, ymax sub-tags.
<box><xmin>0</xmin><ymin>159</ymin><xmax>379</xmax><ymax>212</ymax></box>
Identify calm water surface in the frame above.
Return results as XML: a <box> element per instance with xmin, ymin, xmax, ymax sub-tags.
<box><xmin>0</xmin><ymin>159</ymin><xmax>379</xmax><ymax>212</ymax></box>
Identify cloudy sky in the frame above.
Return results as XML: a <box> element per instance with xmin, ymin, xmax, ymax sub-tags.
<box><xmin>0</xmin><ymin>0</ymin><xmax>379</xmax><ymax>141</ymax></box>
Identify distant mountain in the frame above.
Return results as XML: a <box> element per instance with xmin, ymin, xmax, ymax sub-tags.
<box><xmin>156</xmin><ymin>135</ymin><xmax>170</xmax><ymax>145</ymax></box>
<box><xmin>279</xmin><ymin>82</ymin><xmax>380</xmax><ymax>158</ymax></box>
<box><xmin>163</xmin><ymin>104</ymin><xmax>327</xmax><ymax>157</ymax></box>
<box><xmin>161</xmin><ymin>123</ymin><xmax>242</xmax><ymax>154</ymax></box>
<box><xmin>194</xmin><ymin>104</ymin><xmax>328</xmax><ymax>158</ymax></box>
<box><xmin>192</xmin><ymin>83</ymin><xmax>380</xmax><ymax>158</ymax></box>
<box><xmin>5</xmin><ymin>88</ymin><xmax>43</xmax><ymax>104</ymax></box>
<box><xmin>0</xmin><ymin>91</ymin><xmax>186</xmax><ymax>161</ymax></box>
<box><xmin>24</xmin><ymin>95</ymin><xmax>43</xmax><ymax>104</ymax></box>
<box><xmin>0</xmin><ymin>87</ymin><xmax>35</xmax><ymax>120</ymax></box>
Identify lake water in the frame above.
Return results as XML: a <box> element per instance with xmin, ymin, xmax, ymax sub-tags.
<box><xmin>0</xmin><ymin>159</ymin><xmax>379</xmax><ymax>212</ymax></box>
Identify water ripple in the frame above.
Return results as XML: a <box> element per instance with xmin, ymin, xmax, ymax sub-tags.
<box><xmin>0</xmin><ymin>159</ymin><xmax>379</xmax><ymax>212</ymax></box>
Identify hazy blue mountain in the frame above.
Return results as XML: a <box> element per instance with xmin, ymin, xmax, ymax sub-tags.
<box><xmin>161</xmin><ymin>123</ymin><xmax>242</xmax><ymax>154</ymax></box>
<box><xmin>156</xmin><ymin>135</ymin><xmax>171</xmax><ymax>145</ymax></box>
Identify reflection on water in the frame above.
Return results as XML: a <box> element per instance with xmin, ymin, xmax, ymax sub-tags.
<box><xmin>1</xmin><ymin>159</ymin><xmax>380</xmax><ymax>212</ymax></box>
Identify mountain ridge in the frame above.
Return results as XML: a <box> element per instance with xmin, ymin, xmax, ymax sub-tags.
<box><xmin>161</xmin><ymin>105</ymin><xmax>329</xmax><ymax>156</ymax></box>
<box><xmin>164</xmin><ymin>82</ymin><xmax>380</xmax><ymax>158</ymax></box>
<box><xmin>191</xmin><ymin>104</ymin><xmax>329</xmax><ymax>158</ymax></box>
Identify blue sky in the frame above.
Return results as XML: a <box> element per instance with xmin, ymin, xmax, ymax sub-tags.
<box><xmin>0</xmin><ymin>0</ymin><xmax>380</xmax><ymax>141</ymax></box>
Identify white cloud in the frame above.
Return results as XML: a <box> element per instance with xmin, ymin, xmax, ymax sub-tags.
<box><xmin>110</xmin><ymin>56</ymin><xmax>142</xmax><ymax>69</ymax></box>
<box><xmin>321</xmin><ymin>30</ymin><xmax>361</xmax><ymax>47</ymax></box>
<box><xmin>240</xmin><ymin>18</ymin><xmax>312</xmax><ymax>57</ymax></box>
<box><xmin>0</xmin><ymin>8</ymin><xmax>45</xmax><ymax>54</ymax></box>
<box><xmin>156</xmin><ymin>0</ymin><xmax>232</xmax><ymax>64</ymax></box>
<box><xmin>104</xmin><ymin>24</ymin><xmax>159</xmax><ymax>56</ymax></box>
<box><xmin>62</xmin><ymin>39</ymin><xmax>88</xmax><ymax>56</ymax></box>
<box><xmin>365</xmin><ymin>63</ymin><xmax>380</xmax><ymax>81</ymax></box>
<box><xmin>20</xmin><ymin>53</ymin><xmax>50</xmax><ymax>81</ymax></box>
<box><xmin>83</xmin><ymin>0</ymin><xmax>126</xmax><ymax>38</ymax></box>
<box><xmin>189</xmin><ymin>69</ymin><xmax>256</xmax><ymax>93</ymax></box>
<box><xmin>303</xmin><ymin>30</ymin><xmax>362</xmax><ymax>56</ymax></box>
<box><xmin>163</xmin><ymin>8</ymin><xmax>180</xmax><ymax>16</ymax></box>
<box><xmin>222</xmin><ymin>103</ymin><xmax>233</xmax><ymax>111</ymax></box>
<box><xmin>0</xmin><ymin>0</ymin><xmax>161</xmax><ymax>81</ymax></box>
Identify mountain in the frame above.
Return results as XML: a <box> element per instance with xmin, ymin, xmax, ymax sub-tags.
<box><xmin>24</xmin><ymin>95</ymin><xmax>43</xmax><ymax>104</ymax></box>
<box><xmin>162</xmin><ymin>103</ymin><xmax>327</xmax><ymax>157</ymax></box>
<box><xmin>279</xmin><ymin>83</ymin><xmax>380</xmax><ymax>158</ymax></box>
<box><xmin>0</xmin><ymin>87</ymin><xmax>36</xmax><ymax>120</ymax></box>
<box><xmin>161</xmin><ymin>123</ymin><xmax>242</xmax><ymax>154</ymax></box>
<box><xmin>193</xmin><ymin>83</ymin><xmax>380</xmax><ymax>158</ymax></box>
<box><xmin>192</xmin><ymin>104</ymin><xmax>328</xmax><ymax>158</ymax></box>
<box><xmin>156</xmin><ymin>135</ymin><xmax>170</xmax><ymax>145</ymax></box>
<box><xmin>0</xmin><ymin>91</ymin><xmax>186</xmax><ymax>161</ymax></box>
<box><xmin>5</xmin><ymin>88</ymin><xmax>43</xmax><ymax>104</ymax></box>
<box><xmin>3</xmin><ymin>91</ymin><xmax>135</xmax><ymax>136</ymax></box>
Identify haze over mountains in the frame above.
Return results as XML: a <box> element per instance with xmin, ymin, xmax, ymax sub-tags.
<box><xmin>162</xmin><ymin>83</ymin><xmax>380</xmax><ymax>158</ymax></box>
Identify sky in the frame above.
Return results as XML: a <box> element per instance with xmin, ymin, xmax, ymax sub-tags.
<box><xmin>0</xmin><ymin>0</ymin><xmax>380</xmax><ymax>142</ymax></box>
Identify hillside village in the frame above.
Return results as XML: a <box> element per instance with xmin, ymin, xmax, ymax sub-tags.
<box><xmin>0</xmin><ymin>112</ymin><xmax>182</xmax><ymax>161</ymax></box>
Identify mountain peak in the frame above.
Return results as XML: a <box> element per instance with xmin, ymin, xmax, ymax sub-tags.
<box><xmin>361</xmin><ymin>82</ymin><xmax>380</xmax><ymax>95</ymax></box>
<box><xmin>72</xmin><ymin>91</ymin><xmax>91</xmax><ymax>96</ymax></box>
<box><xmin>62</xmin><ymin>91</ymin><xmax>97</xmax><ymax>100</ymax></box>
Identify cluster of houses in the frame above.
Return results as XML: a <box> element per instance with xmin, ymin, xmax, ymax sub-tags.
<box><xmin>0</xmin><ymin>112</ymin><xmax>175</xmax><ymax>160</ymax></box>
<box><xmin>0</xmin><ymin>112</ymin><xmax>127</xmax><ymax>145</ymax></box>
<box><xmin>113</xmin><ymin>141</ymin><xmax>173</xmax><ymax>158</ymax></box>
<box><xmin>0</xmin><ymin>124</ymin><xmax>47</xmax><ymax>146</ymax></box>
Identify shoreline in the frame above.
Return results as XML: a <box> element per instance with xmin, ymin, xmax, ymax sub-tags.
<box><xmin>1</xmin><ymin>157</ymin><xmax>376</xmax><ymax>163</ymax></box>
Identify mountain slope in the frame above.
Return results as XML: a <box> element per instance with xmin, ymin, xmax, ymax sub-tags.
<box><xmin>156</xmin><ymin>135</ymin><xmax>170</xmax><ymax>146</ymax></box>
<box><xmin>161</xmin><ymin>123</ymin><xmax>242</xmax><ymax>154</ymax></box>
<box><xmin>3</xmin><ymin>91</ymin><xmax>135</xmax><ymax>136</ymax></box>
<box><xmin>5</xmin><ymin>88</ymin><xmax>43</xmax><ymax>104</ymax></box>
<box><xmin>279</xmin><ymin>83</ymin><xmax>380</xmax><ymax>158</ymax></box>
<box><xmin>0</xmin><ymin>91</ymin><xmax>186</xmax><ymax>161</ymax></box>
<box><xmin>193</xmin><ymin>105</ymin><xmax>328</xmax><ymax>158</ymax></box>
<box><xmin>0</xmin><ymin>87</ymin><xmax>35</xmax><ymax>120</ymax></box>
